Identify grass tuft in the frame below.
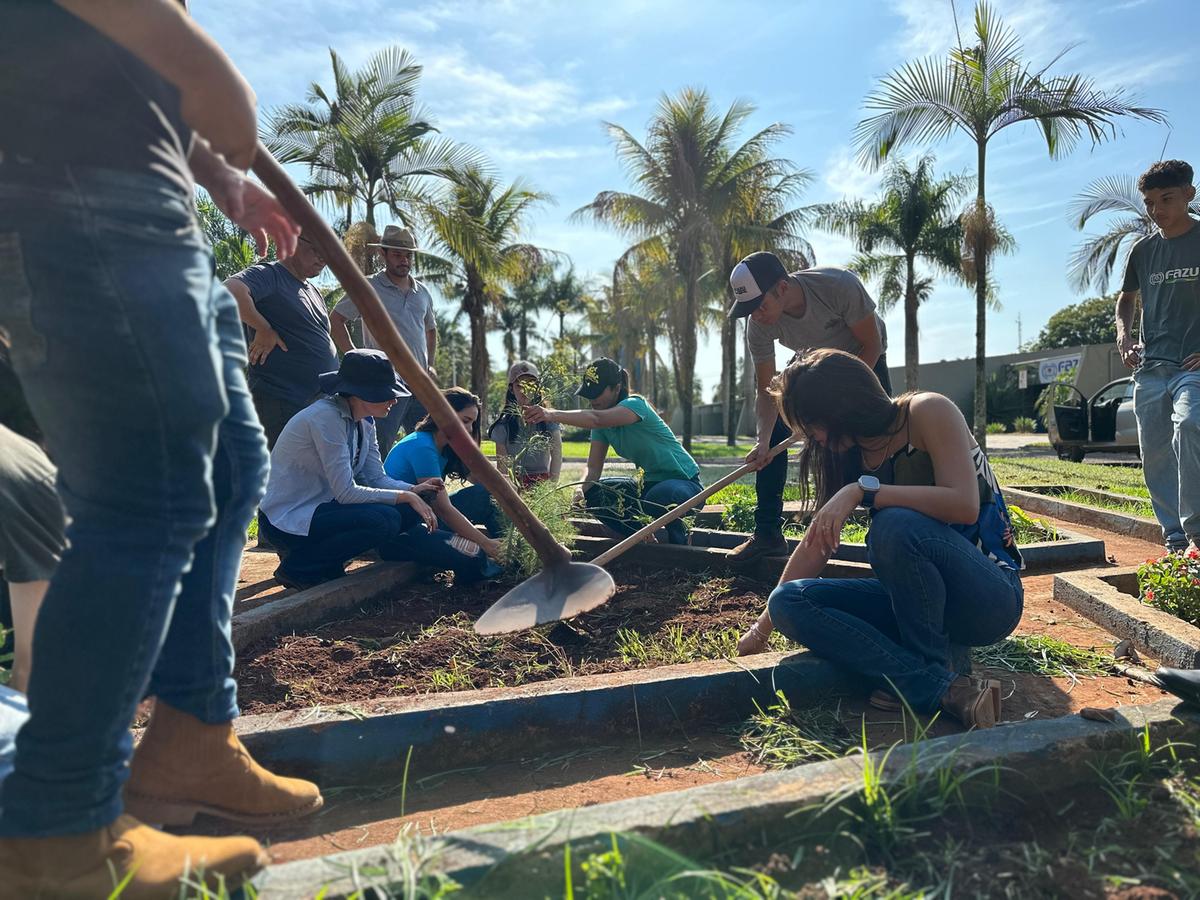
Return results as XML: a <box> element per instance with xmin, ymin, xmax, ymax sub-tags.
<box><xmin>739</xmin><ymin>691</ymin><xmax>853</xmax><ymax>769</ymax></box>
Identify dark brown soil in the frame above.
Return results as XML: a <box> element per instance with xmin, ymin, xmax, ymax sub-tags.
<box><xmin>235</xmin><ymin>567</ymin><xmax>770</xmax><ymax>713</ymax></box>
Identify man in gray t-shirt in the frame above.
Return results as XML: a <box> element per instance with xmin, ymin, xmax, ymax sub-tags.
<box><xmin>330</xmin><ymin>226</ymin><xmax>438</xmax><ymax>454</ymax></box>
<box><xmin>1116</xmin><ymin>159</ymin><xmax>1200</xmax><ymax>551</ymax></box>
<box><xmin>727</xmin><ymin>252</ymin><xmax>890</xmax><ymax>561</ymax></box>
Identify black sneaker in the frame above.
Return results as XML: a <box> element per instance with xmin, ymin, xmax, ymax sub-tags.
<box><xmin>728</xmin><ymin>531</ymin><xmax>788</xmax><ymax>563</ymax></box>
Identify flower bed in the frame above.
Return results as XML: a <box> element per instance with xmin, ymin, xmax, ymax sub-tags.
<box><xmin>1138</xmin><ymin>547</ymin><xmax>1200</xmax><ymax>628</ymax></box>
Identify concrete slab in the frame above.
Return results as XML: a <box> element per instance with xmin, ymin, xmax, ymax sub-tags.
<box><xmin>1005</xmin><ymin>486</ymin><xmax>1162</xmax><ymax>545</ymax></box>
<box><xmin>1054</xmin><ymin>567</ymin><xmax>1200</xmax><ymax>668</ymax></box>
<box><xmin>232</xmin><ymin>561</ymin><xmax>416</xmax><ymax>652</ymax></box>
<box><xmin>253</xmin><ymin>697</ymin><xmax>1199</xmax><ymax>898</ymax></box>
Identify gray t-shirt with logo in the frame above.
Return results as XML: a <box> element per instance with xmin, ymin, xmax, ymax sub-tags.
<box><xmin>333</xmin><ymin>271</ymin><xmax>436</xmax><ymax>370</ymax></box>
<box><xmin>492</xmin><ymin>420</ymin><xmax>560</xmax><ymax>476</ymax></box>
<box><xmin>746</xmin><ymin>267</ymin><xmax>885</xmax><ymax>364</ymax></box>
<box><xmin>1122</xmin><ymin>220</ymin><xmax>1200</xmax><ymax>367</ymax></box>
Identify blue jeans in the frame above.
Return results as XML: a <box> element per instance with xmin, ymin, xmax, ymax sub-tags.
<box><xmin>584</xmin><ymin>476</ymin><xmax>704</xmax><ymax>545</ymax></box>
<box><xmin>0</xmin><ymin>163</ymin><xmax>268</xmax><ymax>836</ymax></box>
<box><xmin>450</xmin><ymin>483</ymin><xmax>502</xmax><ymax>536</ymax></box>
<box><xmin>1134</xmin><ymin>364</ymin><xmax>1200</xmax><ymax>550</ymax></box>
<box><xmin>261</xmin><ymin>501</ymin><xmax>499</xmax><ymax>584</ymax></box>
<box><xmin>755</xmin><ymin>353</ymin><xmax>893</xmax><ymax>533</ymax></box>
<box><xmin>767</xmin><ymin>508</ymin><xmax>1023</xmax><ymax>713</ymax></box>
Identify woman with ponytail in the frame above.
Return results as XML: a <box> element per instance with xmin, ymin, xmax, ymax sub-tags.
<box><xmin>524</xmin><ymin>358</ymin><xmax>701</xmax><ymax>544</ymax></box>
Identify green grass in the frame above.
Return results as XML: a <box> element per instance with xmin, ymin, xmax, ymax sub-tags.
<box><xmin>1048</xmin><ymin>488</ymin><xmax>1154</xmax><ymax>518</ymax></box>
<box><xmin>989</xmin><ymin>456</ymin><xmax>1150</xmax><ymax>499</ymax></box>
<box><xmin>972</xmin><ymin>634</ymin><xmax>1114</xmax><ymax>683</ymax></box>
<box><xmin>739</xmin><ymin>691</ymin><xmax>853</xmax><ymax>769</ymax></box>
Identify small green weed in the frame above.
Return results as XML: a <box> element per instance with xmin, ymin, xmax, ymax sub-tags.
<box><xmin>972</xmin><ymin>634</ymin><xmax>1111</xmax><ymax>683</ymax></box>
<box><xmin>1007</xmin><ymin>504</ymin><xmax>1061</xmax><ymax>543</ymax></box>
<box><xmin>739</xmin><ymin>691</ymin><xmax>852</xmax><ymax>769</ymax></box>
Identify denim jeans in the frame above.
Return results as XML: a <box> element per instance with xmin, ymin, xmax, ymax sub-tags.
<box><xmin>261</xmin><ymin>501</ymin><xmax>499</xmax><ymax>584</ymax></box>
<box><xmin>450</xmin><ymin>483</ymin><xmax>502</xmax><ymax>536</ymax></box>
<box><xmin>755</xmin><ymin>353</ymin><xmax>893</xmax><ymax>533</ymax></box>
<box><xmin>767</xmin><ymin>507</ymin><xmax>1023</xmax><ymax>713</ymax></box>
<box><xmin>1133</xmin><ymin>364</ymin><xmax>1200</xmax><ymax>550</ymax></box>
<box><xmin>0</xmin><ymin>162</ymin><xmax>268</xmax><ymax>836</ymax></box>
<box><xmin>584</xmin><ymin>475</ymin><xmax>704</xmax><ymax>545</ymax></box>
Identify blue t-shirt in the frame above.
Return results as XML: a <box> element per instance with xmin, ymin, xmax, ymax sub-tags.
<box><xmin>231</xmin><ymin>262</ymin><xmax>338</xmax><ymax>408</ymax></box>
<box><xmin>384</xmin><ymin>430</ymin><xmax>444</xmax><ymax>483</ymax></box>
<box><xmin>590</xmin><ymin>396</ymin><xmax>700</xmax><ymax>484</ymax></box>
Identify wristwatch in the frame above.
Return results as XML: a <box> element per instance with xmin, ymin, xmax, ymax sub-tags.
<box><xmin>857</xmin><ymin>474</ymin><xmax>881</xmax><ymax>509</ymax></box>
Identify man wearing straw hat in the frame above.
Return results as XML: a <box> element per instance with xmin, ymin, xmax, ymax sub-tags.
<box><xmin>330</xmin><ymin>225</ymin><xmax>438</xmax><ymax>455</ymax></box>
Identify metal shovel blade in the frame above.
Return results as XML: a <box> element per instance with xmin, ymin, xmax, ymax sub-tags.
<box><xmin>473</xmin><ymin>562</ymin><xmax>615</xmax><ymax>635</ymax></box>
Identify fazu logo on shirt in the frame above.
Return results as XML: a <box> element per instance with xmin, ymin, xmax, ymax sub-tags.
<box><xmin>1149</xmin><ymin>266</ymin><xmax>1200</xmax><ymax>286</ymax></box>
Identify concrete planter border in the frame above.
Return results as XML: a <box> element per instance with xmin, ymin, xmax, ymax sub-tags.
<box><xmin>1005</xmin><ymin>485</ymin><xmax>1161</xmax><ymax>545</ymax></box>
<box><xmin>1053</xmin><ymin>566</ymin><xmax>1200</xmax><ymax>668</ymax></box>
<box><xmin>253</xmin><ymin>697</ymin><xmax>1200</xmax><ymax>898</ymax></box>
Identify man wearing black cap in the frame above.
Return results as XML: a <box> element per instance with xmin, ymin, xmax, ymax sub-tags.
<box><xmin>727</xmin><ymin>252</ymin><xmax>892</xmax><ymax>562</ymax></box>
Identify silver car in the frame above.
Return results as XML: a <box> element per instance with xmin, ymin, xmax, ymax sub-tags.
<box><xmin>1047</xmin><ymin>377</ymin><xmax>1138</xmax><ymax>462</ymax></box>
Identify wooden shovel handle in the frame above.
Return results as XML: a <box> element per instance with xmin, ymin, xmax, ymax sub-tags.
<box><xmin>251</xmin><ymin>143</ymin><xmax>570</xmax><ymax>566</ymax></box>
<box><xmin>591</xmin><ymin>435</ymin><xmax>801</xmax><ymax>566</ymax></box>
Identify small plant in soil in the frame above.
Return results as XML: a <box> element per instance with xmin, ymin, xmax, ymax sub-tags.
<box><xmin>1138</xmin><ymin>548</ymin><xmax>1200</xmax><ymax>628</ymax></box>
<box><xmin>1006</xmin><ymin>504</ymin><xmax>1061</xmax><ymax>544</ymax></box>
<box><xmin>500</xmin><ymin>479</ymin><xmax>580</xmax><ymax>578</ymax></box>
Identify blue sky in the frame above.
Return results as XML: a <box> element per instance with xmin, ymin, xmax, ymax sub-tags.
<box><xmin>195</xmin><ymin>0</ymin><xmax>1197</xmax><ymax>397</ymax></box>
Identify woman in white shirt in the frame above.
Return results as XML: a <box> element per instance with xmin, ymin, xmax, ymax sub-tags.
<box><xmin>258</xmin><ymin>350</ymin><xmax>499</xmax><ymax>588</ymax></box>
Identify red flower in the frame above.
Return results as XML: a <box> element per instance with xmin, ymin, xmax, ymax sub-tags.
<box><xmin>1145</xmin><ymin>589</ymin><xmax>1156</xmax><ymax>601</ymax></box>
<box><xmin>1189</xmin><ymin>547</ymin><xmax>1200</xmax><ymax>559</ymax></box>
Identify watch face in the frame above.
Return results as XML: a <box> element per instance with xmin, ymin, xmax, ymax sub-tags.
<box><xmin>859</xmin><ymin>475</ymin><xmax>881</xmax><ymax>492</ymax></box>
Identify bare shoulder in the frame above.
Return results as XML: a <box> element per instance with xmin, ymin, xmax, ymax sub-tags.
<box><xmin>908</xmin><ymin>392</ymin><xmax>970</xmax><ymax>440</ymax></box>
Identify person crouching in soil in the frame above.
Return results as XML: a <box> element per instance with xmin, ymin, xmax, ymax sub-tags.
<box><xmin>524</xmin><ymin>358</ymin><xmax>702</xmax><ymax>545</ymax></box>
<box><xmin>258</xmin><ymin>351</ymin><xmax>498</xmax><ymax>588</ymax></box>
<box><xmin>737</xmin><ymin>349</ymin><xmax>1024</xmax><ymax>729</ymax></box>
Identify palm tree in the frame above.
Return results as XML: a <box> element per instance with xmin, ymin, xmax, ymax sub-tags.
<box><xmin>576</xmin><ymin>88</ymin><xmax>798</xmax><ymax>450</ymax></box>
<box><xmin>419</xmin><ymin>168</ymin><xmax>551</xmax><ymax>421</ymax></box>
<box><xmin>196</xmin><ymin>193</ymin><xmax>262</xmax><ymax>280</ymax></box>
<box><xmin>811</xmin><ymin>154</ymin><xmax>969</xmax><ymax>392</ymax></box>
<box><xmin>1068</xmin><ymin>175</ymin><xmax>1200</xmax><ymax>294</ymax></box>
<box><xmin>853</xmin><ymin>1</ymin><xmax>1164</xmax><ymax>447</ymax></box>
<box><xmin>265</xmin><ymin>47</ymin><xmax>483</xmax><ymax>228</ymax></box>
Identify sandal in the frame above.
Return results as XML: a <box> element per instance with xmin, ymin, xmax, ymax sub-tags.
<box><xmin>940</xmin><ymin>675</ymin><xmax>998</xmax><ymax>729</ymax></box>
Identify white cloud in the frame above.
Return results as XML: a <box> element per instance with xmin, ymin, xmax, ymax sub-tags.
<box><xmin>821</xmin><ymin>146</ymin><xmax>883</xmax><ymax>200</ymax></box>
<box><xmin>886</xmin><ymin>0</ymin><xmax>1084</xmax><ymax>62</ymax></box>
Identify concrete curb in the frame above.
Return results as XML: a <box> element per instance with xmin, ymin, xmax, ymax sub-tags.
<box><xmin>1053</xmin><ymin>567</ymin><xmax>1200</xmax><ymax>668</ymax></box>
<box><xmin>1005</xmin><ymin>486</ymin><xmax>1162</xmax><ymax>545</ymax></box>
<box><xmin>232</xmin><ymin>561</ymin><xmax>417</xmax><ymax>652</ymax></box>
<box><xmin>236</xmin><ymin>650</ymin><xmax>866</xmax><ymax>785</ymax></box>
<box><xmin>253</xmin><ymin>697</ymin><xmax>1199</xmax><ymax>898</ymax></box>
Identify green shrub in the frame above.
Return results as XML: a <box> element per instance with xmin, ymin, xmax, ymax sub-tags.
<box><xmin>1007</xmin><ymin>504</ymin><xmax>1061</xmax><ymax>544</ymax></box>
<box><xmin>500</xmin><ymin>480</ymin><xmax>578</xmax><ymax>578</ymax></box>
<box><xmin>985</xmin><ymin>421</ymin><xmax>1008</xmax><ymax>434</ymax></box>
<box><xmin>1138</xmin><ymin>549</ymin><xmax>1200</xmax><ymax>627</ymax></box>
<box><xmin>1013</xmin><ymin>416</ymin><xmax>1036</xmax><ymax>433</ymax></box>
<box><xmin>721</xmin><ymin>492</ymin><xmax>757</xmax><ymax>532</ymax></box>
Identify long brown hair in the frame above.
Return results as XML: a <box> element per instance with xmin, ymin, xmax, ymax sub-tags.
<box><xmin>415</xmin><ymin>387</ymin><xmax>481</xmax><ymax>478</ymax></box>
<box><xmin>772</xmin><ymin>348</ymin><xmax>912</xmax><ymax>507</ymax></box>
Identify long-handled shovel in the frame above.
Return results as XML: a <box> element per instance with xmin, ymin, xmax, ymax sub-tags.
<box><xmin>251</xmin><ymin>144</ymin><xmax>615</xmax><ymax>627</ymax></box>
<box><xmin>474</xmin><ymin>434</ymin><xmax>801</xmax><ymax>634</ymax></box>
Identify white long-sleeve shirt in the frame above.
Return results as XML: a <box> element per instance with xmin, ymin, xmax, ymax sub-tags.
<box><xmin>260</xmin><ymin>396</ymin><xmax>413</xmax><ymax>535</ymax></box>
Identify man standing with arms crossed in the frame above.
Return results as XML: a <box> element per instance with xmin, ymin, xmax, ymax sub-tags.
<box><xmin>1116</xmin><ymin>159</ymin><xmax>1200</xmax><ymax>554</ymax></box>
<box><xmin>330</xmin><ymin>225</ymin><xmax>438</xmax><ymax>455</ymax></box>
<box><xmin>727</xmin><ymin>252</ymin><xmax>892</xmax><ymax>562</ymax></box>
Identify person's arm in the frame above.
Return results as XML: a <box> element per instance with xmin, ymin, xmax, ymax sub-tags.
<box><xmin>426</xmin><ymin>329</ymin><xmax>437</xmax><ymax>371</ymax></box>
<box><xmin>225</xmin><ymin>276</ymin><xmax>288</xmax><ymax>366</ymax></box>
<box><xmin>307</xmin><ymin>414</ymin><xmax>415</xmax><ymax>507</ymax></box>
<box><xmin>430</xmin><ymin>490</ymin><xmax>501</xmax><ymax>558</ymax></box>
<box><xmin>492</xmin><ymin>423</ymin><xmax>513</xmax><ymax>477</ymax></box>
<box><xmin>329</xmin><ymin>310</ymin><xmax>356</xmax><ymax>355</ymax></box>
<box><xmin>1115</xmin><ymin>291</ymin><xmax>1142</xmax><ymax>368</ymax></box>
<box><xmin>190</xmin><ymin>139</ymin><xmax>298</xmax><ymax>260</ymax></box>
<box><xmin>548</xmin><ymin>428</ymin><xmax>563</xmax><ymax>481</ymax></box>
<box><xmin>747</xmin><ymin>359</ymin><xmax>780</xmax><ymax>471</ymax></box>
<box><xmin>56</xmin><ymin>0</ymin><xmax>257</xmax><ymax>169</ymax></box>
<box><xmin>737</xmin><ymin>539</ymin><xmax>834</xmax><ymax>655</ymax></box>
<box><xmin>581</xmin><ymin>439</ymin><xmax>608</xmax><ymax>492</ymax></box>
<box><xmin>525</xmin><ymin>404</ymin><xmax>638</xmax><ymax>430</ymax></box>
<box><xmin>848</xmin><ymin>314</ymin><xmax>883</xmax><ymax>369</ymax></box>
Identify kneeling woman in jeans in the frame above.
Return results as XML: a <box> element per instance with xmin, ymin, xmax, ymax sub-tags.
<box><xmin>737</xmin><ymin>349</ymin><xmax>1024</xmax><ymax>728</ymax></box>
<box><xmin>525</xmin><ymin>358</ymin><xmax>702</xmax><ymax>545</ymax></box>
<box><xmin>259</xmin><ymin>350</ymin><xmax>499</xmax><ymax>589</ymax></box>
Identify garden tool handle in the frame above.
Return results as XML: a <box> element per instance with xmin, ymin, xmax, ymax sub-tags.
<box><xmin>592</xmin><ymin>434</ymin><xmax>801</xmax><ymax>566</ymax></box>
<box><xmin>251</xmin><ymin>143</ymin><xmax>570</xmax><ymax>566</ymax></box>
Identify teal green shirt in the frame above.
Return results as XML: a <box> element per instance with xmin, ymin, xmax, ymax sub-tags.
<box><xmin>591</xmin><ymin>396</ymin><xmax>699</xmax><ymax>483</ymax></box>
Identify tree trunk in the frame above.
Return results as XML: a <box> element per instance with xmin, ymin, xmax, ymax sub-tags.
<box><xmin>737</xmin><ymin>320</ymin><xmax>757</xmax><ymax>436</ymax></box>
<box><xmin>679</xmin><ymin>260</ymin><xmax>699</xmax><ymax>451</ymax></box>
<box><xmin>904</xmin><ymin>252</ymin><xmax>919</xmax><ymax>392</ymax></box>
<box><xmin>974</xmin><ymin>141</ymin><xmax>988</xmax><ymax>452</ymax></box>
<box><xmin>464</xmin><ymin>269</ymin><xmax>490</xmax><ymax>424</ymax></box>
<box><xmin>518</xmin><ymin>314</ymin><xmax>529</xmax><ymax>360</ymax></box>
<box><xmin>721</xmin><ymin>312</ymin><xmax>737</xmax><ymax>445</ymax></box>
<box><xmin>648</xmin><ymin>325</ymin><xmax>659</xmax><ymax>407</ymax></box>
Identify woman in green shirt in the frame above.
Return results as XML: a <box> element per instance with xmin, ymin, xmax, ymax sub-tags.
<box><xmin>525</xmin><ymin>358</ymin><xmax>701</xmax><ymax>544</ymax></box>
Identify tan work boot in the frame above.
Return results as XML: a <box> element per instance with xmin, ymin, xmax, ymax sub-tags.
<box><xmin>0</xmin><ymin>814</ymin><xmax>267</xmax><ymax>899</ymax></box>
<box><xmin>940</xmin><ymin>675</ymin><xmax>999</xmax><ymax>729</ymax></box>
<box><xmin>125</xmin><ymin>701</ymin><xmax>323</xmax><ymax>827</ymax></box>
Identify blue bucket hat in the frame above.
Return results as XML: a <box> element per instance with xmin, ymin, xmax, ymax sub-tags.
<box><xmin>318</xmin><ymin>349</ymin><xmax>411</xmax><ymax>402</ymax></box>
